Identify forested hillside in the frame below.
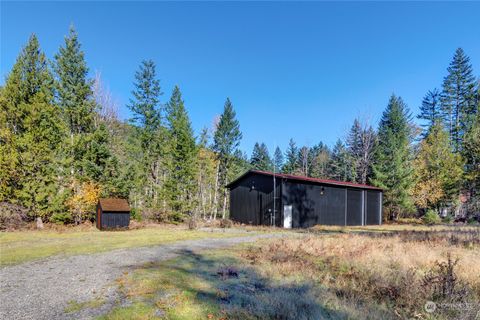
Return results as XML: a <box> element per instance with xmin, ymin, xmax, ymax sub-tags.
<box><xmin>1</xmin><ymin>27</ymin><xmax>479</xmax><ymax>224</ymax></box>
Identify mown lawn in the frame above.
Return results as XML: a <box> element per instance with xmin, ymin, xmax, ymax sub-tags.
<box><xmin>0</xmin><ymin>226</ymin><xmax>251</xmax><ymax>266</ymax></box>
<box><xmin>98</xmin><ymin>226</ymin><xmax>480</xmax><ymax>320</ymax></box>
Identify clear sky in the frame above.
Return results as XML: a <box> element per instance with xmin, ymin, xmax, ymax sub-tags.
<box><xmin>1</xmin><ymin>1</ymin><xmax>479</xmax><ymax>155</ymax></box>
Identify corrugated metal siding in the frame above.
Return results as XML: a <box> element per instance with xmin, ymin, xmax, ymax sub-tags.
<box><xmin>366</xmin><ymin>191</ymin><xmax>381</xmax><ymax>225</ymax></box>
<box><xmin>229</xmin><ymin>172</ymin><xmax>382</xmax><ymax>227</ymax></box>
<box><xmin>101</xmin><ymin>212</ymin><xmax>130</xmax><ymax>229</ymax></box>
<box><xmin>229</xmin><ymin>174</ymin><xmax>281</xmax><ymax>226</ymax></box>
<box><xmin>347</xmin><ymin>189</ymin><xmax>363</xmax><ymax>225</ymax></box>
<box><xmin>283</xmin><ymin>182</ymin><xmax>346</xmax><ymax>227</ymax></box>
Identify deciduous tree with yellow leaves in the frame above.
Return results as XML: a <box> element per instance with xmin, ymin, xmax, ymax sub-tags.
<box><xmin>413</xmin><ymin>123</ymin><xmax>464</xmax><ymax>212</ymax></box>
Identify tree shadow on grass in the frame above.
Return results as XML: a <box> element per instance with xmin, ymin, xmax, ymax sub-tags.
<box><xmin>138</xmin><ymin>248</ymin><xmax>355</xmax><ymax>320</ymax></box>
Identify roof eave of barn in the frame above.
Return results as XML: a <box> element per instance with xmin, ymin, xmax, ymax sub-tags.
<box><xmin>225</xmin><ymin>169</ymin><xmax>383</xmax><ymax>191</ymax></box>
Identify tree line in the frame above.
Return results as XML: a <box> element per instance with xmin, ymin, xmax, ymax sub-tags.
<box><xmin>246</xmin><ymin>49</ymin><xmax>479</xmax><ymax>220</ymax></box>
<box><xmin>0</xmin><ymin>28</ymin><xmax>478</xmax><ymax>224</ymax></box>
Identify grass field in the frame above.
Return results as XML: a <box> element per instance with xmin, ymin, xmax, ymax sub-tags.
<box><xmin>99</xmin><ymin>225</ymin><xmax>480</xmax><ymax>320</ymax></box>
<box><xmin>0</xmin><ymin>225</ymin><xmax>252</xmax><ymax>266</ymax></box>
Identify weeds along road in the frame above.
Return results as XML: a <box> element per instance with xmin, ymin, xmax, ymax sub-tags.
<box><xmin>0</xmin><ymin>233</ymin><xmax>283</xmax><ymax>320</ymax></box>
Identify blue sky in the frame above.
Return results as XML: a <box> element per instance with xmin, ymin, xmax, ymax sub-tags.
<box><xmin>1</xmin><ymin>1</ymin><xmax>479</xmax><ymax>155</ymax></box>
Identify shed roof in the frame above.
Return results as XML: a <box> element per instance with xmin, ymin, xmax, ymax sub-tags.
<box><xmin>98</xmin><ymin>198</ymin><xmax>131</xmax><ymax>212</ymax></box>
<box><xmin>226</xmin><ymin>170</ymin><xmax>383</xmax><ymax>191</ymax></box>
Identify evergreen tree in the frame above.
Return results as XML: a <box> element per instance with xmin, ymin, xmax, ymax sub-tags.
<box><xmin>273</xmin><ymin>146</ymin><xmax>284</xmax><ymax>172</ymax></box>
<box><xmin>463</xmin><ymin>111</ymin><xmax>480</xmax><ymax>214</ymax></box>
<box><xmin>371</xmin><ymin>95</ymin><xmax>415</xmax><ymax>220</ymax></box>
<box><xmin>412</xmin><ymin>123</ymin><xmax>464</xmax><ymax>212</ymax></box>
<box><xmin>346</xmin><ymin>119</ymin><xmax>376</xmax><ymax>184</ymax></box>
<box><xmin>441</xmin><ymin>48</ymin><xmax>476</xmax><ymax>151</ymax></box>
<box><xmin>283</xmin><ymin>138</ymin><xmax>298</xmax><ymax>174</ymax></box>
<box><xmin>165</xmin><ymin>86</ymin><xmax>197</xmax><ymax>216</ymax></box>
<box><xmin>54</xmin><ymin>26</ymin><xmax>95</xmax><ymax>135</ymax></box>
<box><xmin>127</xmin><ymin>60</ymin><xmax>164</xmax><ymax>207</ymax></box>
<box><xmin>418</xmin><ymin>89</ymin><xmax>441</xmax><ymax>137</ymax></box>
<box><xmin>212</xmin><ymin>98</ymin><xmax>242</xmax><ymax>218</ymax></box>
<box><xmin>250</xmin><ymin>142</ymin><xmax>273</xmax><ymax>171</ymax></box>
<box><xmin>310</xmin><ymin>142</ymin><xmax>330</xmax><ymax>178</ymax></box>
<box><xmin>127</xmin><ymin>59</ymin><xmax>162</xmax><ymax>148</ymax></box>
<box><xmin>0</xmin><ymin>34</ymin><xmax>66</xmax><ymax>217</ymax></box>
<box><xmin>329</xmin><ymin>139</ymin><xmax>355</xmax><ymax>182</ymax></box>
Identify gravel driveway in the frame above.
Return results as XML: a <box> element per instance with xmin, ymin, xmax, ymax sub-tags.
<box><xmin>0</xmin><ymin>233</ymin><xmax>278</xmax><ymax>320</ymax></box>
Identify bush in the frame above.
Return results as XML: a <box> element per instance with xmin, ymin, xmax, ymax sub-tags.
<box><xmin>50</xmin><ymin>212</ymin><xmax>73</xmax><ymax>224</ymax></box>
<box><xmin>443</xmin><ymin>214</ymin><xmax>454</xmax><ymax>224</ymax></box>
<box><xmin>188</xmin><ymin>217</ymin><xmax>198</xmax><ymax>230</ymax></box>
<box><xmin>423</xmin><ymin>209</ymin><xmax>441</xmax><ymax>225</ymax></box>
<box><xmin>130</xmin><ymin>208</ymin><xmax>142</xmax><ymax>222</ymax></box>
<box><xmin>220</xmin><ymin>218</ymin><xmax>233</xmax><ymax>228</ymax></box>
<box><xmin>0</xmin><ymin>202</ymin><xmax>30</xmax><ymax>230</ymax></box>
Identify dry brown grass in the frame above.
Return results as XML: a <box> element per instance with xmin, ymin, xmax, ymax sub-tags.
<box><xmin>241</xmin><ymin>228</ymin><xmax>480</xmax><ymax>319</ymax></box>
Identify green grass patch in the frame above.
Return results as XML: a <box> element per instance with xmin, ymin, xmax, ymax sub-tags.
<box><xmin>65</xmin><ymin>298</ymin><xmax>106</xmax><ymax>313</ymax></box>
<box><xmin>97</xmin><ymin>302</ymin><xmax>159</xmax><ymax>320</ymax></box>
<box><xmin>0</xmin><ymin>227</ymin><xmax>250</xmax><ymax>266</ymax></box>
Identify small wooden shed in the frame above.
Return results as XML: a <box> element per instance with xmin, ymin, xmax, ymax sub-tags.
<box><xmin>96</xmin><ymin>198</ymin><xmax>131</xmax><ymax>230</ymax></box>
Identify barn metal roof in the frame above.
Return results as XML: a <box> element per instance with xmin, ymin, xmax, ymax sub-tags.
<box><xmin>98</xmin><ymin>198</ymin><xmax>131</xmax><ymax>212</ymax></box>
<box><xmin>226</xmin><ymin>170</ymin><xmax>383</xmax><ymax>191</ymax></box>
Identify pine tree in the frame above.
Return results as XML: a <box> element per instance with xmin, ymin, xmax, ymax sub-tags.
<box><xmin>165</xmin><ymin>86</ymin><xmax>197</xmax><ymax>216</ymax></box>
<box><xmin>418</xmin><ymin>89</ymin><xmax>441</xmax><ymax>137</ymax></box>
<box><xmin>441</xmin><ymin>48</ymin><xmax>476</xmax><ymax>151</ymax></box>
<box><xmin>250</xmin><ymin>142</ymin><xmax>273</xmax><ymax>171</ymax></box>
<box><xmin>273</xmin><ymin>146</ymin><xmax>284</xmax><ymax>172</ymax></box>
<box><xmin>283</xmin><ymin>138</ymin><xmax>298</xmax><ymax>174</ymax></box>
<box><xmin>371</xmin><ymin>95</ymin><xmax>415</xmax><ymax>220</ymax></box>
<box><xmin>212</xmin><ymin>98</ymin><xmax>242</xmax><ymax>218</ymax></box>
<box><xmin>412</xmin><ymin>123</ymin><xmax>464</xmax><ymax>212</ymax></box>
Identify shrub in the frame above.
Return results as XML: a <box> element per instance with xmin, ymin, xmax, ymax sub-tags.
<box><xmin>130</xmin><ymin>208</ymin><xmax>142</xmax><ymax>222</ymax></box>
<box><xmin>0</xmin><ymin>202</ymin><xmax>30</xmax><ymax>230</ymax></box>
<box><xmin>188</xmin><ymin>217</ymin><xmax>198</xmax><ymax>230</ymax></box>
<box><xmin>443</xmin><ymin>214</ymin><xmax>454</xmax><ymax>224</ymax></box>
<box><xmin>219</xmin><ymin>218</ymin><xmax>233</xmax><ymax>228</ymax></box>
<box><xmin>50</xmin><ymin>212</ymin><xmax>73</xmax><ymax>224</ymax></box>
<box><xmin>423</xmin><ymin>209</ymin><xmax>441</xmax><ymax>225</ymax></box>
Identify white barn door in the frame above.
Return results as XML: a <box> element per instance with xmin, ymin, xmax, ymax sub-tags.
<box><xmin>283</xmin><ymin>205</ymin><xmax>293</xmax><ymax>228</ymax></box>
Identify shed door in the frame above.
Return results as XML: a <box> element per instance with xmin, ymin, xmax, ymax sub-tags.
<box><xmin>283</xmin><ymin>205</ymin><xmax>293</xmax><ymax>228</ymax></box>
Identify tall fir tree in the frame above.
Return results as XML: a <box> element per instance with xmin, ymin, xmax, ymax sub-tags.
<box><xmin>273</xmin><ymin>146</ymin><xmax>284</xmax><ymax>172</ymax></box>
<box><xmin>412</xmin><ymin>123</ymin><xmax>464</xmax><ymax>212</ymax></box>
<box><xmin>418</xmin><ymin>89</ymin><xmax>441</xmax><ymax>137</ymax></box>
<box><xmin>282</xmin><ymin>138</ymin><xmax>298</xmax><ymax>174</ymax></box>
<box><xmin>0</xmin><ymin>34</ymin><xmax>66</xmax><ymax>217</ymax></box>
<box><xmin>441</xmin><ymin>48</ymin><xmax>476</xmax><ymax>152</ymax></box>
<box><xmin>250</xmin><ymin>142</ymin><xmax>273</xmax><ymax>171</ymax></box>
<box><xmin>165</xmin><ymin>86</ymin><xmax>197</xmax><ymax>216</ymax></box>
<box><xmin>371</xmin><ymin>95</ymin><xmax>415</xmax><ymax>220</ymax></box>
<box><xmin>212</xmin><ymin>98</ymin><xmax>242</xmax><ymax>218</ymax></box>
<box><xmin>54</xmin><ymin>26</ymin><xmax>95</xmax><ymax>135</ymax></box>
<box><xmin>127</xmin><ymin>59</ymin><xmax>164</xmax><ymax>207</ymax></box>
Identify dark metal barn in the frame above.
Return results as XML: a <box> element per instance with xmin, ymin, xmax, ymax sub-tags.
<box><xmin>226</xmin><ymin>170</ymin><xmax>382</xmax><ymax>228</ymax></box>
<box><xmin>96</xmin><ymin>198</ymin><xmax>131</xmax><ymax>230</ymax></box>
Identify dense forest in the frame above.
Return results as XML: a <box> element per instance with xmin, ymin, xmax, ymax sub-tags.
<box><xmin>1</xmin><ymin>27</ymin><xmax>479</xmax><ymax>224</ymax></box>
